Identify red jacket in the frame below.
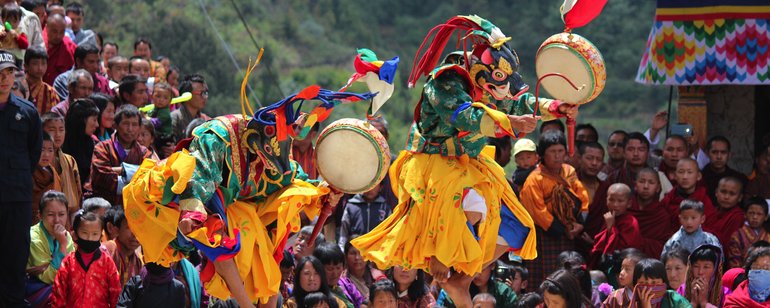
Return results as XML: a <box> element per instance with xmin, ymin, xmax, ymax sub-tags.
<box><xmin>50</xmin><ymin>249</ymin><xmax>121</xmax><ymax>308</ymax></box>
<box><xmin>724</xmin><ymin>281</ymin><xmax>770</xmax><ymax>307</ymax></box>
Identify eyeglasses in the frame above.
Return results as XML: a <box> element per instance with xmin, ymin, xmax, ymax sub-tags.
<box><xmin>192</xmin><ymin>90</ymin><xmax>209</xmax><ymax>97</ymax></box>
<box><xmin>608</xmin><ymin>142</ymin><xmax>625</xmax><ymax>148</ymax></box>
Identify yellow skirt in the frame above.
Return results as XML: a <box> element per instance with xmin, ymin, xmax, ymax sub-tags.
<box><xmin>124</xmin><ymin>151</ymin><xmax>327</xmax><ymax>304</ymax></box>
<box><xmin>351</xmin><ymin>151</ymin><xmax>537</xmax><ymax>276</ymax></box>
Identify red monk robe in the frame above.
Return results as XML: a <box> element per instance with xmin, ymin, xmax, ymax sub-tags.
<box><xmin>585</xmin><ymin>181</ymin><xmax>611</xmax><ymax>237</ymax></box>
<box><xmin>705</xmin><ymin>206</ymin><xmax>745</xmax><ymax>249</ymax></box>
<box><xmin>590</xmin><ymin>213</ymin><xmax>643</xmax><ymax>268</ymax></box>
<box><xmin>661</xmin><ymin>185</ymin><xmax>716</xmax><ymax>229</ymax></box>
<box><xmin>627</xmin><ymin>197</ymin><xmax>674</xmax><ymax>257</ymax></box>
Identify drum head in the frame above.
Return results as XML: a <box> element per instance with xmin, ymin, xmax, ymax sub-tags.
<box><xmin>535</xmin><ymin>44</ymin><xmax>594</xmax><ymax>104</ymax></box>
<box><xmin>315</xmin><ymin>128</ymin><xmax>382</xmax><ymax>194</ymax></box>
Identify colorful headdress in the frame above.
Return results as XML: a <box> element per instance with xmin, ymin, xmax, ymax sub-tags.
<box><xmin>407</xmin><ymin>15</ymin><xmax>528</xmax><ymax>100</ymax></box>
<box><xmin>339</xmin><ymin>48</ymin><xmax>399</xmax><ymax>116</ymax></box>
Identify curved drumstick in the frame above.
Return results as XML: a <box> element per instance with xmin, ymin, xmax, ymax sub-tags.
<box><xmin>532</xmin><ymin>72</ymin><xmax>584</xmax><ymax>156</ymax></box>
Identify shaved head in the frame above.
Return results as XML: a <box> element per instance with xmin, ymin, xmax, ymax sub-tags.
<box><xmin>608</xmin><ymin>183</ymin><xmax>632</xmax><ymax>198</ymax></box>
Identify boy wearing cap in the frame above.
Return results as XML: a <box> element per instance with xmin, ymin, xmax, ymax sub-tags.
<box><xmin>0</xmin><ymin>49</ymin><xmax>42</xmax><ymax>308</ymax></box>
<box><xmin>511</xmin><ymin>138</ymin><xmax>538</xmax><ymax>197</ymax></box>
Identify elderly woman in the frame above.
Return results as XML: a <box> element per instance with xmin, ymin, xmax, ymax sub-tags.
<box><xmin>519</xmin><ymin>130</ymin><xmax>589</xmax><ymax>288</ymax></box>
<box><xmin>725</xmin><ymin>246</ymin><xmax>770</xmax><ymax>307</ymax></box>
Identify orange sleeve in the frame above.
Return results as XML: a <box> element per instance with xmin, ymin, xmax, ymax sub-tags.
<box><xmin>519</xmin><ymin>172</ymin><xmax>555</xmax><ymax>230</ymax></box>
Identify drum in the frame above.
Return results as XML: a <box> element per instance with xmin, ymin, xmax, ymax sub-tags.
<box><xmin>535</xmin><ymin>32</ymin><xmax>605</xmax><ymax>105</ymax></box>
<box><xmin>315</xmin><ymin>118</ymin><xmax>390</xmax><ymax>194</ymax></box>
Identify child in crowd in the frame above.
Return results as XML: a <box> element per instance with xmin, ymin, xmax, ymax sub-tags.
<box><xmin>705</xmin><ymin>176</ymin><xmax>746</xmax><ymax>247</ymax></box>
<box><xmin>511</xmin><ymin>138</ymin><xmax>538</xmax><ymax>196</ymax></box>
<box><xmin>591</xmin><ymin>183</ymin><xmax>643</xmax><ymax>267</ymax></box>
<box><xmin>25</xmin><ymin>47</ymin><xmax>60</xmax><ymax>114</ymax></box>
<box><xmin>513</xmin><ymin>292</ymin><xmax>543</xmax><ymax>308</ymax></box>
<box><xmin>25</xmin><ymin>191</ymin><xmax>75</xmax><ymax>308</ymax></box>
<box><xmin>677</xmin><ymin>245</ymin><xmax>729</xmax><ymax>308</ymax></box>
<box><xmin>82</xmin><ymin>197</ymin><xmax>111</xmax><ymax>218</ymax></box>
<box><xmin>339</xmin><ymin>182</ymin><xmax>390</xmax><ymax>251</ymax></box>
<box><xmin>540</xmin><ymin>269</ymin><xmax>590</xmax><ymax>307</ymax></box>
<box><xmin>727</xmin><ymin>197</ymin><xmax>770</xmax><ymax>268</ymax></box>
<box><xmin>629</xmin><ymin>167</ymin><xmax>674</xmax><ymax>258</ymax></box>
<box><xmin>661</xmin><ymin>248</ymin><xmax>690</xmax><ymax>291</ymax></box>
<box><xmin>630</xmin><ymin>258</ymin><xmax>691</xmax><ymax>307</ymax></box>
<box><xmin>661</xmin><ymin>158</ymin><xmax>716</xmax><ymax>228</ymax></box>
<box><xmin>661</xmin><ymin>200</ymin><xmax>722</xmax><ymax>259</ymax></box>
<box><xmin>41</xmin><ymin>112</ymin><xmax>82</xmax><ymax>221</ymax></box>
<box><xmin>147</xmin><ymin>82</ymin><xmax>174</xmax><ymax>145</ymax></box>
<box><xmin>368</xmin><ymin>279</ymin><xmax>398</xmax><ymax>308</ymax></box>
<box><xmin>0</xmin><ymin>4</ymin><xmax>29</xmax><ymax>54</ymax></box>
<box><xmin>471</xmin><ymin>293</ymin><xmax>496</xmax><ymax>308</ymax></box>
<box><xmin>116</xmin><ymin>262</ymin><xmax>186</xmax><ymax>307</ymax></box>
<box><xmin>103</xmin><ymin>206</ymin><xmax>143</xmax><ymax>285</ymax></box>
<box><xmin>136</xmin><ymin>118</ymin><xmax>157</xmax><ymax>156</ymax></box>
<box><xmin>32</xmin><ymin>133</ymin><xmax>57</xmax><ymax>225</ymax></box>
<box><xmin>50</xmin><ymin>210</ymin><xmax>121</xmax><ymax>307</ymax></box>
<box><xmin>603</xmin><ymin>248</ymin><xmax>647</xmax><ymax>307</ymax></box>
<box><xmin>499</xmin><ymin>263</ymin><xmax>529</xmax><ymax>295</ymax></box>
<box><xmin>106</xmin><ymin>56</ymin><xmax>128</xmax><ymax>90</ymax></box>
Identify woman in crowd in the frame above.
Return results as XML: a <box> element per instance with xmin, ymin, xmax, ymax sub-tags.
<box><xmin>678</xmin><ymin>245</ymin><xmax>729</xmax><ymax>307</ymax></box>
<box><xmin>344</xmin><ymin>239</ymin><xmax>384</xmax><ymax>301</ymax></box>
<box><xmin>61</xmin><ymin>98</ymin><xmax>100</xmax><ymax>189</ymax></box>
<box><xmin>540</xmin><ymin>269</ymin><xmax>591</xmax><ymax>308</ymax></box>
<box><xmin>662</xmin><ymin>248</ymin><xmax>690</xmax><ymax>291</ymax></box>
<box><xmin>389</xmin><ymin>265</ymin><xmax>435</xmax><ymax>308</ymax></box>
<box><xmin>283</xmin><ymin>256</ymin><xmax>344</xmax><ymax>308</ymax></box>
<box><xmin>725</xmin><ymin>246</ymin><xmax>770</xmax><ymax>307</ymax></box>
<box><xmin>90</xmin><ymin>93</ymin><xmax>115</xmax><ymax>142</ymax></box>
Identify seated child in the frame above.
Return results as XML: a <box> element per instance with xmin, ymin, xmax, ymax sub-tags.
<box><xmin>368</xmin><ymin>279</ymin><xmax>398</xmax><ymax>308</ymax></box>
<box><xmin>677</xmin><ymin>245</ymin><xmax>729</xmax><ymax>308</ymax></box>
<box><xmin>602</xmin><ymin>248</ymin><xmax>647</xmax><ymax>307</ymax></box>
<box><xmin>705</xmin><ymin>176</ymin><xmax>746</xmax><ymax>248</ymax></box>
<box><xmin>50</xmin><ymin>210</ymin><xmax>121</xmax><ymax>307</ymax></box>
<box><xmin>630</xmin><ymin>258</ymin><xmax>690</xmax><ymax>307</ymax></box>
<box><xmin>629</xmin><ymin>167</ymin><xmax>674</xmax><ymax>258</ymax></box>
<box><xmin>25</xmin><ymin>191</ymin><xmax>75</xmax><ymax>308</ymax></box>
<box><xmin>41</xmin><ymin>112</ymin><xmax>82</xmax><ymax>218</ymax></box>
<box><xmin>591</xmin><ymin>183</ymin><xmax>643</xmax><ymax>267</ymax></box>
<box><xmin>116</xmin><ymin>262</ymin><xmax>186</xmax><ymax>307</ymax></box>
<box><xmin>661</xmin><ymin>199</ymin><xmax>722</xmax><ymax>260</ymax></box>
<box><xmin>512</xmin><ymin>292</ymin><xmax>543</xmax><ymax>308</ymax></box>
<box><xmin>32</xmin><ymin>133</ymin><xmax>58</xmax><ymax>225</ymax></box>
<box><xmin>727</xmin><ymin>197</ymin><xmax>770</xmax><ymax>268</ymax></box>
<box><xmin>661</xmin><ymin>158</ymin><xmax>716</xmax><ymax>228</ymax></box>
<box><xmin>103</xmin><ymin>206</ymin><xmax>143</xmax><ymax>285</ymax></box>
<box><xmin>472</xmin><ymin>293</ymin><xmax>496</xmax><ymax>308</ymax></box>
<box><xmin>0</xmin><ymin>4</ymin><xmax>28</xmax><ymax>55</ymax></box>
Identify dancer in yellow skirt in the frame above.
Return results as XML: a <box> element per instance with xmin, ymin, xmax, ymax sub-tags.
<box><xmin>123</xmin><ymin>84</ymin><xmax>375</xmax><ymax>307</ymax></box>
<box><xmin>351</xmin><ymin>15</ymin><xmax>579</xmax><ymax>307</ymax></box>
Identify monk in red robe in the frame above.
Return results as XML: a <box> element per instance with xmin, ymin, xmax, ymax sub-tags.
<box><xmin>705</xmin><ymin>177</ymin><xmax>746</xmax><ymax>247</ymax></box>
<box><xmin>661</xmin><ymin>158</ymin><xmax>716</xmax><ymax>228</ymax></box>
<box><xmin>628</xmin><ymin>168</ymin><xmax>674</xmax><ymax>257</ymax></box>
<box><xmin>591</xmin><ymin>183</ymin><xmax>644</xmax><ymax>268</ymax></box>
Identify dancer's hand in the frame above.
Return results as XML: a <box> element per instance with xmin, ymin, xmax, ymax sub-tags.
<box><xmin>558</xmin><ymin>103</ymin><xmax>579</xmax><ymax>118</ymax></box>
<box><xmin>179</xmin><ymin>218</ymin><xmax>194</xmax><ymax>235</ymax></box>
<box><xmin>509</xmin><ymin>115</ymin><xmax>540</xmax><ymax>133</ymax></box>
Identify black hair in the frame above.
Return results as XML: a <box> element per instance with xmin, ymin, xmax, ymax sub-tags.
<box><xmin>294</xmin><ymin>256</ymin><xmax>334</xmax><ymax>308</ymax></box>
<box><xmin>39</xmin><ymin>190</ymin><xmax>68</xmax><ymax>215</ymax></box>
<box><xmin>575</xmin><ymin>123</ymin><xmax>599</xmax><ymax>142</ymax></box>
<box><xmin>103</xmin><ymin>206</ymin><xmax>125</xmax><ymax>236</ymax></box>
<box><xmin>1</xmin><ymin>3</ymin><xmax>22</xmax><ymax>22</ymax></box>
<box><xmin>744</xmin><ymin>196</ymin><xmax>769</xmax><ymax>215</ymax></box>
<box><xmin>313</xmin><ymin>242</ymin><xmax>345</xmax><ymax>266</ymax></box>
<box><xmin>512</xmin><ymin>292</ymin><xmax>543</xmax><ymax>308</ymax></box>
<box><xmin>89</xmin><ymin>92</ymin><xmax>115</xmax><ymax>129</ymax></box>
<box><xmin>62</xmin><ymin>98</ymin><xmax>99</xmax><ymax>155</ymax></box>
<box><xmin>558</xmin><ymin>251</ymin><xmax>592</xmax><ymax>301</ymax></box>
<box><xmin>665</xmin><ymin>134</ymin><xmax>688</xmax><ymax>148</ymax></box>
<box><xmin>303</xmin><ymin>292</ymin><xmax>336</xmax><ymax>308</ymax></box>
<box><xmin>539</xmin><ymin>119</ymin><xmax>565</xmax><ymax>134</ymax></box>
<box><xmin>41</xmin><ymin>112</ymin><xmax>64</xmax><ymax>126</ymax></box>
<box><xmin>609</xmin><ymin>130</ymin><xmax>629</xmax><ymax>142</ymax></box>
<box><xmin>73</xmin><ymin>210</ymin><xmax>103</xmax><ymax>234</ymax></box>
<box><xmin>539</xmin><ymin>269</ymin><xmax>587</xmax><ymax>308</ymax></box>
<box><xmin>103</xmin><ymin>41</ymin><xmax>119</xmax><ymax>53</ymax></box>
<box><xmin>661</xmin><ymin>248</ymin><xmax>690</xmax><ymax>267</ymax></box>
<box><xmin>635</xmin><ymin>166</ymin><xmax>661</xmax><ymax>182</ymax></box>
<box><xmin>114</xmin><ymin>104</ymin><xmax>142</xmax><ymax>126</ymax></box>
<box><xmin>369</xmin><ymin>279</ymin><xmax>398</xmax><ymax>305</ymax></box>
<box><xmin>107</xmin><ymin>56</ymin><xmax>128</xmax><ymax>69</ymax></box>
<box><xmin>680</xmin><ymin>199</ymin><xmax>705</xmax><ymax>214</ymax></box>
<box><xmin>41</xmin><ymin>131</ymin><xmax>52</xmax><ymax>143</ymax></box>
<box><xmin>140</xmin><ymin>118</ymin><xmax>156</xmax><ymax>139</ymax></box>
<box><xmin>24</xmin><ymin>46</ymin><xmax>48</xmax><ymax>64</ymax></box>
<box><xmin>118</xmin><ymin>74</ymin><xmax>146</xmax><ymax>104</ymax></box>
<box><xmin>487</xmin><ymin>136</ymin><xmax>512</xmax><ymax>149</ymax></box>
<box><xmin>625</xmin><ymin>132</ymin><xmax>651</xmax><ymax>151</ymax></box>
<box><xmin>753</xmin><ymin>240</ymin><xmax>770</xmax><ymax>248</ymax></box>
<box><xmin>280</xmin><ymin>249</ymin><xmax>295</xmax><ymax>268</ymax></box>
<box><xmin>165</xmin><ymin>66</ymin><xmax>179</xmax><ymax>82</ymax></box>
<box><xmin>133</xmin><ymin>37</ymin><xmax>152</xmax><ymax>51</ymax></box>
<box><xmin>74</xmin><ymin>43</ymin><xmax>99</xmax><ymax>64</ymax></box>
<box><xmin>178</xmin><ymin>73</ymin><xmax>206</xmax><ymax>94</ymax></box>
<box><xmin>82</xmin><ymin>197</ymin><xmax>111</xmax><ymax>214</ymax></box>
<box><xmin>511</xmin><ymin>264</ymin><xmax>529</xmax><ymax>281</ymax></box>
<box><xmin>745</xmin><ymin>247</ymin><xmax>770</xmax><ymax>273</ymax></box>
<box><xmin>128</xmin><ymin>56</ymin><xmax>149</xmax><ymax>72</ymax></box>
<box><xmin>537</xmin><ymin>129</ymin><xmax>567</xmax><ymax>158</ymax></box>
<box><xmin>64</xmin><ymin>2</ymin><xmax>83</xmax><ymax>16</ymax></box>
<box><xmin>185</xmin><ymin>118</ymin><xmax>207</xmax><ymax>139</ymax></box>
<box><xmin>686</xmin><ymin>245</ymin><xmax>723</xmax><ymax>306</ymax></box>
<box><xmin>388</xmin><ymin>267</ymin><xmax>429</xmax><ymax>303</ymax></box>
<box><xmin>632</xmin><ymin>258</ymin><xmax>668</xmax><ymax>286</ymax></box>
<box><xmin>20</xmin><ymin>0</ymin><xmax>46</xmax><ymax>12</ymax></box>
<box><xmin>577</xmin><ymin>141</ymin><xmax>604</xmax><ymax>156</ymax></box>
<box><xmin>718</xmin><ymin>176</ymin><xmax>744</xmax><ymax>192</ymax></box>
<box><xmin>706</xmin><ymin>135</ymin><xmax>731</xmax><ymax>152</ymax></box>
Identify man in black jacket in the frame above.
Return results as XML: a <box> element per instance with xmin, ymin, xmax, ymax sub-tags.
<box><xmin>0</xmin><ymin>50</ymin><xmax>42</xmax><ymax>307</ymax></box>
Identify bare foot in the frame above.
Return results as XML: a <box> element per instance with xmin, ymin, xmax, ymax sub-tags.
<box><xmin>430</xmin><ymin>256</ymin><xmax>449</xmax><ymax>284</ymax></box>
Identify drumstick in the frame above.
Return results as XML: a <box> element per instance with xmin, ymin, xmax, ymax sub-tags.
<box><xmin>307</xmin><ymin>187</ymin><xmax>341</xmax><ymax>248</ymax></box>
<box><xmin>533</xmin><ymin>72</ymin><xmax>583</xmax><ymax>156</ymax></box>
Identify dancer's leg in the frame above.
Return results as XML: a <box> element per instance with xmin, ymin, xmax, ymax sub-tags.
<box><xmin>213</xmin><ymin>258</ymin><xmax>255</xmax><ymax>308</ymax></box>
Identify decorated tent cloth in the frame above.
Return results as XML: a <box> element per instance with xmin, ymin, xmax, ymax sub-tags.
<box><xmin>636</xmin><ymin>0</ymin><xmax>770</xmax><ymax>85</ymax></box>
